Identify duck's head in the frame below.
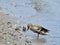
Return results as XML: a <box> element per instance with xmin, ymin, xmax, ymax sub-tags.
<box><xmin>40</xmin><ymin>27</ymin><xmax>49</xmax><ymax>35</ymax></box>
<box><xmin>27</xmin><ymin>23</ymin><xmax>32</xmax><ymax>30</ymax></box>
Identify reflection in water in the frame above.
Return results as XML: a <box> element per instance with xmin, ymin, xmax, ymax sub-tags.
<box><xmin>32</xmin><ymin>38</ymin><xmax>47</xmax><ymax>45</ymax></box>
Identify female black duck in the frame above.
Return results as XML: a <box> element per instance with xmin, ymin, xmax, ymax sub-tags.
<box><xmin>27</xmin><ymin>24</ymin><xmax>49</xmax><ymax>38</ymax></box>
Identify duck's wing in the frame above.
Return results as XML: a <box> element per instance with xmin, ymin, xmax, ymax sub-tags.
<box><xmin>30</xmin><ymin>25</ymin><xmax>42</xmax><ymax>33</ymax></box>
<box><xmin>31</xmin><ymin>26</ymin><xmax>42</xmax><ymax>33</ymax></box>
<box><xmin>33</xmin><ymin>25</ymin><xmax>42</xmax><ymax>30</ymax></box>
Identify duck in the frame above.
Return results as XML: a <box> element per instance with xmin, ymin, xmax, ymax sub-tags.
<box><xmin>27</xmin><ymin>23</ymin><xmax>49</xmax><ymax>38</ymax></box>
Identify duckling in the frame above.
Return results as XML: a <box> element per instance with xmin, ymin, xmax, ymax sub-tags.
<box><xmin>22</xmin><ymin>26</ymin><xmax>26</xmax><ymax>31</ymax></box>
<box><xmin>27</xmin><ymin>24</ymin><xmax>49</xmax><ymax>38</ymax></box>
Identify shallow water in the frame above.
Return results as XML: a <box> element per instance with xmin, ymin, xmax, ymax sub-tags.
<box><xmin>0</xmin><ymin>0</ymin><xmax>60</xmax><ymax>45</ymax></box>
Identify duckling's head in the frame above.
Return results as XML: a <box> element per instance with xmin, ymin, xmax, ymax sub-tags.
<box><xmin>40</xmin><ymin>27</ymin><xmax>49</xmax><ymax>35</ymax></box>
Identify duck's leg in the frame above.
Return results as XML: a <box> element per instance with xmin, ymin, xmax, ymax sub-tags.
<box><xmin>37</xmin><ymin>33</ymin><xmax>39</xmax><ymax>39</ymax></box>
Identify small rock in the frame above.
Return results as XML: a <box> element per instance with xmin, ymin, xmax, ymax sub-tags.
<box><xmin>11</xmin><ymin>34</ymin><xmax>14</xmax><ymax>36</ymax></box>
<box><xmin>19</xmin><ymin>36</ymin><xmax>21</xmax><ymax>39</ymax></box>
<box><xmin>25</xmin><ymin>40</ymin><xmax>31</xmax><ymax>43</ymax></box>
<box><xmin>7</xmin><ymin>22</ymin><xmax>11</xmax><ymax>25</ymax></box>
<box><xmin>7</xmin><ymin>42</ymin><xmax>10</xmax><ymax>44</ymax></box>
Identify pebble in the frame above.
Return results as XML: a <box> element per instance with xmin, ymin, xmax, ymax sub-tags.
<box><xmin>7</xmin><ymin>42</ymin><xmax>10</xmax><ymax>44</ymax></box>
